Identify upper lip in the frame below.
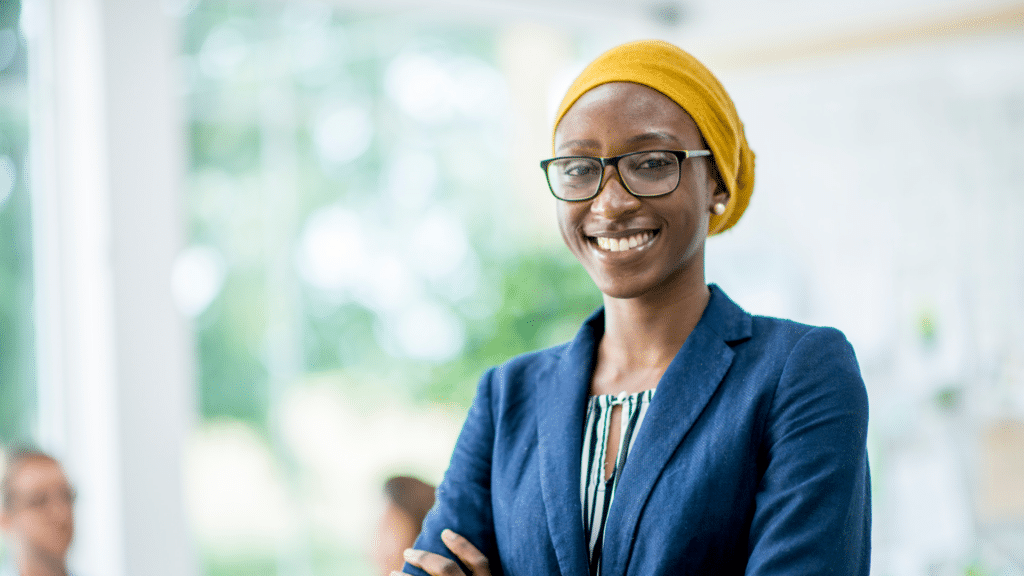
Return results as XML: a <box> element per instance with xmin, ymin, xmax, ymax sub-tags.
<box><xmin>583</xmin><ymin>222</ymin><xmax>659</xmax><ymax>239</ymax></box>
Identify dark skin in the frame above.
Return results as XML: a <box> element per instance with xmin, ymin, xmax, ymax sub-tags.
<box><xmin>399</xmin><ymin>81</ymin><xmax>729</xmax><ymax>576</ymax></box>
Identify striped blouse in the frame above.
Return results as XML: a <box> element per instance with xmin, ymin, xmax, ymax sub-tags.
<box><xmin>580</xmin><ymin>388</ymin><xmax>656</xmax><ymax>576</ymax></box>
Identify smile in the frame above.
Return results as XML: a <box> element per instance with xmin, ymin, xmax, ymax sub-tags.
<box><xmin>591</xmin><ymin>231</ymin><xmax>656</xmax><ymax>252</ymax></box>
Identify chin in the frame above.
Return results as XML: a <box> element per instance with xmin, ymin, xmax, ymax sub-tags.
<box><xmin>592</xmin><ymin>277</ymin><xmax>656</xmax><ymax>301</ymax></box>
<box><xmin>589</xmin><ymin>265</ymin><xmax>698</xmax><ymax>302</ymax></box>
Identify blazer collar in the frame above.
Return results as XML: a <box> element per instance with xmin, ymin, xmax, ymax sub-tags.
<box><xmin>537</xmin><ymin>285</ymin><xmax>752</xmax><ymax>576</ymax></box>
<box><xmin>697</xmin><ymin>283</ymin><xmax>753</xmax><ymax>344</ymax></box>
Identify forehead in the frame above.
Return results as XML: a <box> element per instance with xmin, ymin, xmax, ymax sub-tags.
<box><xmin>8</xmin><ymin>458</ymin><xmax>69</xmax><ymax>493</ymax></box>
<box><xmin>554</xmin><ymin>82</ymin><xmax>703</xmax><ymax>154</ymax></box>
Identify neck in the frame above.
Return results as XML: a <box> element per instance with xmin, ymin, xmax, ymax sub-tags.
<box><xmin>591</xmin><ymin>280</ymin><xmax>711</xmax><ymax>395</ymax></box>
<box><xmin>16</xmin><ymin>550</ymin><xmax>67</xmax><ymax>576</ymax></box>
<box><xmin>602</xmin><ymin>282</ymin><xmax>710</xmax><ymax>364</ymax></box>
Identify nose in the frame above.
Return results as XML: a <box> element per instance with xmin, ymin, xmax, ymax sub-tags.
<box><xmin>590</xmin><ymin>164</ymin><xmax>641</xmax><ymax>218</ymax></box>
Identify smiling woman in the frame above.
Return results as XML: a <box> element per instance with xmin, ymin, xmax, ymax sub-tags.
<box><xmin>399</xmin><ymin>40</ymin><xmax>870</xmax><ymax>576</ymax></box>
<box><xmin>552</xmin><ymin>82</ymin><xmax>725</xmax><ymax>302</ymax></box>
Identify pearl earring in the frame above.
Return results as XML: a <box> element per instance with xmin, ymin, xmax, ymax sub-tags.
<box><xmin>712</xmin><ymin>202</ymin><xmax>726</xmax><ymax>215</ymax></box>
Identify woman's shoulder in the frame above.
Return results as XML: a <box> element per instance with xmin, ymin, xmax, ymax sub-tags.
<box><xmin>705</xmin><ymin>286</ymin><xmax>859</xmax><ymax>377</ymax></box>
<box><xmin>709</xmin><ymin>284</ymin><xmax>854</xmax><ymax>351</ymax></box>
<box><xmin>736</xmin><ymin>313</ymin><xmax>864</xmax><ymax>405</ymax></box>
<box><xmin>745</xmin><ymin>313</ymin><xmax>855</xmax><ymax>355</ymax></box>
<box><xmin>466</xmin><ymin>343</ymin><xmax>577</xmax><ymax>418</ymax></box>
<box><xmin>484</xmin><ymin>306</ymin><xmax>603</xmax><ymax>389</ymax></box>
<box><xmin>486</xmin><ymin>341</ymin><xmax>574</xmax><ymax>386</ymax></box>
<box><xmin>748</xmin><ymin>313</ymin><xmax>848</xmax><ymax>343</ymax></box>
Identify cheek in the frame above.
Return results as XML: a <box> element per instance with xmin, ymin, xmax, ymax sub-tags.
<box><xmin>24</xmin><ymin>517</ymin><xmax>57</xmax><ymax>548</ymax></box>
<box><xmin>679</xmin><ymin>175</ymin><xmax>714</xmax><ymax>230</ymax></box>
<box><xmin>555</xmin><ymin>203</ymin><xmax>583</xmax><ymax>248</ymax></box>
<box><xmin>555</xmin><ymin>203</ymin><xmax>569</xmax><ymax>232</ymax></box>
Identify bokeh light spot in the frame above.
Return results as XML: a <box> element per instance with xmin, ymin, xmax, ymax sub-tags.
<box><xmin>199</xmin><ymin>23</ymin><xmax>248</xmax><ymax>78</ymax></box>
<box><xmin>0</xmin><ymin>155</ymin><xmax>15</xmax><ymax>207</ymax></box>
<box><xmin>171</xmin><ymin>245</ymin><xmax>226</xmax><ymax>317</ymax></box>
<box><xmin>314</xmin><ymin>105</ymin><xmax>374</xmax><ymax>165</ymax></box>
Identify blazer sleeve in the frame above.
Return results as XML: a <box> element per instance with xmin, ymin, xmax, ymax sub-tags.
<box><xmin>403</xmin><ymin>368</ymin><xmax>503</xmax><ymax>576</ymax></box>
<box><xmin>746</xmin><ymin>326</ymin><xmax>871</xmax><ymax>575</ymax></box>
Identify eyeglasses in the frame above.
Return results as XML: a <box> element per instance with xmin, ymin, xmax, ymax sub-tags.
<box><xmin>10</xmin><ymin>487</ymin><xmax>77</xmax><ymax>511</ymax></box>
<box><xmin>540</xmin><ymin>149</ymin><xmax>711</xmax><ymax>202</ymax></box>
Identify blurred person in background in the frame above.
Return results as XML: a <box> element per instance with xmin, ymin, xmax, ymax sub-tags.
<box><xmin>372</xmin><ymin>476</ymin><xmax>436</xmax><ymax>576</ymax></box>
<box><xmin>399</xmin><ymin>39</ymin><xmax>870</xmax><ymax>576</ymax></box>
<box><xmin>0</xmin><ymin>448</ymin><xmax>75</xmax><ymax>576</ymax></box>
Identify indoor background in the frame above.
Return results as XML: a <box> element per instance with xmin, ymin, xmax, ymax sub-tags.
<box><xmin>0</xmin><ymin>0</ymin><xmax>1022</xmax><ymax>574</ymax></box>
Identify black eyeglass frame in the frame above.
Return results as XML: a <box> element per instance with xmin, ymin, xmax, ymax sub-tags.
<box><xmin>539</xmin><ymin>149</ymin><xmax>712</xmax><ymax>202</ymax></box>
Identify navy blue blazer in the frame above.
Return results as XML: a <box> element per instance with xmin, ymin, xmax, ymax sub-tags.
<box><xmin>408</xmin><ymin>285</ymin><xmax>871</xmax><ymax>575</ymax></box>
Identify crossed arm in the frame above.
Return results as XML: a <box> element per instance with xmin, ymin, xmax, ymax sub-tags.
<box><xmin>395</xmin><ymin>529</ymin><xmax>492</xmax><ymax>576</ymax></box>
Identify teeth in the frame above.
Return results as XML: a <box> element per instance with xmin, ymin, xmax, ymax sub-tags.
<box><xmin>594</xmin><ymin>231</ymin><xmax>654</xmax><ymax>252</ymax></box>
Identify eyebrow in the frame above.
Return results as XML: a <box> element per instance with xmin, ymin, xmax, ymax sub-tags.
<box><xmin>556</xmin><ymin>131</ymin><xmax>686</xmax><ymax>154</ymax></box>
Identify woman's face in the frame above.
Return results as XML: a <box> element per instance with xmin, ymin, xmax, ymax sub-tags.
<box><xmin>554</xmin><ymin>82</ymin><xmax>727</xmax><ymax>300</ymax></box>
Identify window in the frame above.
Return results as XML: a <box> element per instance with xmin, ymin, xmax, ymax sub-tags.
<box><xmin>0</xmin><ymin>0</ymin><xmax>35</xmax><ymax>445</ymax></box>
<box><xmin>180</xmin><ymin>5</ymin><xmax>596</xmax><ymax>574</ymax></box>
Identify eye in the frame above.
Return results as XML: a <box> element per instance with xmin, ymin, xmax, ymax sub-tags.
<box><xmin>629</xmin><ymin>151</ymin><xmax>674</xmax><ymax>170</ymax></box>
<box><xmin>548</xmin><ymin>158</ymin><xmax>601</xmax><ymax>190</ymax></box>
<box><xmin>639</xmin><ymin>158</ymin><xmax>670</xmax><ymax>169</ymax></box>
<box><xmin>562</xmin><ymin>159</ymin><xmax>597</xmax><ymax>178</ymax></box>
<box><xmin>626</xmin><ymin>151</ymin><xmax>677</xmax><ymax>181</ymax></box>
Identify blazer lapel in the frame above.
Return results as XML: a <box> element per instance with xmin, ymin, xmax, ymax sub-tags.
<box><xmin>537</xmin><ymin>310</ymin><xmax>603</xmax><ymax>576</ymax></box>
<box><xmin>599</xmin><ymin>286</ymin><xmax>751</xmax><ymax>576</ymax></box>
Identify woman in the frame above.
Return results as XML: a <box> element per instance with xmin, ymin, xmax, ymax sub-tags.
<box><xmin>398</xmin><ymin>40</ymin><xmax>871</xmax><ymax>576</ymax></box>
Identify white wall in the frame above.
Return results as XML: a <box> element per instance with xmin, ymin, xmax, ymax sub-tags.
<box><xmin>26</xmin><ymin>0</ymin><xmax>198</xmax><ymax>574</ymax></box>
<box><xmin>705</xmin><ymin>30</ymin><xmax>1024</xmax><ymax>576</ymax></box>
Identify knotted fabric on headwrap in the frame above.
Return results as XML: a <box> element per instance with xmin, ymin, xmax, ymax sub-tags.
<box><xmin>553</xmin><ymin>40</ymin><xmax>755</xmax><ymax>235</ymax></box>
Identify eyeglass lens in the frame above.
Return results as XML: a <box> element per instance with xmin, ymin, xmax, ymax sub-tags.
<box><xmin>18</xmin><ymin>488</ymin><xmax>77</xmax><ymax>510</ymax></box>
<box><xmin>546</xmin><ymin>151</ymin><xmax>681</xmax><ymax>200</ymax></box>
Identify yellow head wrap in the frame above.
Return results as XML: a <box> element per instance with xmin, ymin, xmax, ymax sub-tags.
<box><xmin>553</xmin><ymin>40</ymin><xmax>755</xmax><ymax>235</ymax></box>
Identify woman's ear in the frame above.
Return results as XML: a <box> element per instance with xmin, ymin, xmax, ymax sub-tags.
<box><xmin>706</xmin><ymin>158</ymin><xmax>730</xmax><ymax>211</ymax></box>
<box><xmin>712</xmin><ymin>188</ymin><xmax>731</xmax><ymax>210</ymax></box>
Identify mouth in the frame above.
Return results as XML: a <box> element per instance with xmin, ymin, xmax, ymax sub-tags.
<box><xmin>589</xmin><ymin>230</ymin><xmax>658</xmax><ymax>253</ymax></box>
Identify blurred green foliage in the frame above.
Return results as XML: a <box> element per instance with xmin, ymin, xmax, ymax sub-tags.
<box><xmin>182</xmin><ymin>4</ymin><xmax>597</xmax><ymax>573</ymax></box>
<box><xmin>203</xmin><ymin>556</ymin><xmax>277</xmax><ymax>576</ymax></box>
<box><xmin>183</xmin><ymin>1</ymin><xmax>598</xmax><ymax>431</ymax></box>
<box><xmin>421</xmin><ymin>253</ymin><xmax>602</xmax><ymax>409</ymax></box>
<box><xmin>0</xmin><ymin>0</ymin><xmax>35</xmax><ymax>445</ymax></box>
